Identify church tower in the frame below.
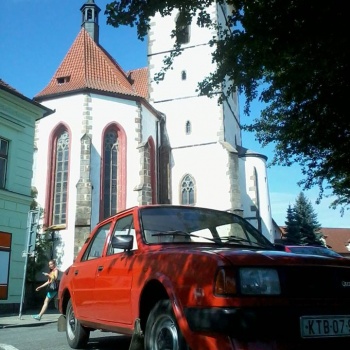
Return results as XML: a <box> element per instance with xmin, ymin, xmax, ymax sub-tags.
<box><xmin>148</xmin><ymin>3</ymin><xmax>242</xmax><ymax>212</ymax></box>
<box><xmin>148</xmin><ymin>2</ymin><xmax>274</xmax><ymax>240</ymax></box>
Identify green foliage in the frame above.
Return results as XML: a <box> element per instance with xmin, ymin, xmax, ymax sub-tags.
<box><xmin>105</xmin><ymin>0</ymin><xmax>349</xmax><ymax>212</ymax></box>
<box><xmin>284</xmin><ymin>192</ymin><xmax>324</xmax><ymax>246</ymax></box>
<box><xmin>26</xmin><ymin>187</ymin><xmax>50</xmax><ymax>282</ymax></box>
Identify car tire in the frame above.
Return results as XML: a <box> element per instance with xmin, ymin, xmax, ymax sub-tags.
<box><xmin>66</xmin><ymin>298</ymin><xmax>90</xmax><ymax>349</ymax></box>
<box><xmin>144</xmin><ymin>299</ymin><xmax>189</xmax><ymax>350</ymax></box>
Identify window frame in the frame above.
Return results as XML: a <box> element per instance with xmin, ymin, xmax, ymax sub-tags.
<box><xmin>0</xmin><ymin>138</ymin><xmax>9</xmax><ymax>189</ymax></box>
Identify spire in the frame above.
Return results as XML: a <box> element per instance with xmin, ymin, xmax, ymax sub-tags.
<box><xmin>80</xmin><ymin>0</ymin><xmax>101</xmax><ymax>44</ymax></box>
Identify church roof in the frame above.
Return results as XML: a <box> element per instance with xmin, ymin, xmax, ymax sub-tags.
<box><xmin>35</xmin><ymin>28</ymin><xmax>148</xmax><ymax>101</ymax></box>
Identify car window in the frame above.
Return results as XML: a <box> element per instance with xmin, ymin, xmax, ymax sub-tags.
<box><xmin>107</xmin><ymin>215</ymin><xmax>136</xmax><ymax>255</ymax></box>
<box><xmin>82</xmin><ymin>223</ymin><xmax>112</xmax><ymax>261</ymax></box>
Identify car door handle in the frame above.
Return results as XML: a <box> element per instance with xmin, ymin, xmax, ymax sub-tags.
<box><xmin>97</xmin><ymin>266</ymin><xmax>104</xmax><ymax>272</ymax></box>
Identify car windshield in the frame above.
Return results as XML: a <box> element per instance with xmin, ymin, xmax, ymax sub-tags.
<box><xmin>140</xmin><ymin>206</ymin><xmax>273</xmax><ymax>248</ymax></box>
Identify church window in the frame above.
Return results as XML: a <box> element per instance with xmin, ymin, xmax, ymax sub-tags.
<box><xmin>101</xmin><ymin>123</ymin><xmax>127</xmax><ymax>219</ymax></box>
<box><xmin>181</xmin><ymin>70</ymin><xmax>187</xmax><ymax>80</ymax></box>
<box><xmin>87</xmin><ymin>9</ymin><xmax>92</xmax><ymax>21</ymax></box>
<box><xmin>51</xmin><ymin>128</ymin><xmax>69</xmax><ymax>225</ymax></box>
<box><xmin>103</xmin><ymin>129</ymin><xmax>118</xmax><ymax>218</ymax></box>
<box><xmin>180</xmin><ymin>174</ymin><xmax>195</xmax><ymax>205</ymax></box>
<box><xmin>0</xmin><ymin>138</ymin><xmax>9</xmax><ymax>189</ymax></box>
<box><xmin>185</xmin><ymin>120</ymin><xmax>191</xmax><ymax>135</ymax></box>
<box><xmin>176</xmin><ymin>12</ymin><xmax>190</xmax><ymax>44</ymax></box>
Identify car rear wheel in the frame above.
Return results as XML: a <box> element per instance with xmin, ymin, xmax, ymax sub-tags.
<box><xmin>66</xmin><ymin>299</ymin><xmax>90</xmax><ymax>349</ymax></box>
<box><xmin>145</xmin><ymin>299</ymin><xmax>189</xmax><ymax>350</ymax></box>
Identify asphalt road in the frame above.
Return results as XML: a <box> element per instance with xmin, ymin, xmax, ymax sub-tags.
<box><xmin>0</xmin><ymin>322</ymin><xmax>132</xmax><ymax>350</ymax></box>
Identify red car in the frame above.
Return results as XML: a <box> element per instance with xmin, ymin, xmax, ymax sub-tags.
<box><xmin>57</xmin><ymin>205</ymin><xmax>350</xmax><ymax>350</ymax></box>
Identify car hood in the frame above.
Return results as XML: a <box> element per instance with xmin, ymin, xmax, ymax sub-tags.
<box><xmin>182</xmin><ymin>246</ymin><xmax>349</xmax><ymax>266</ymax></box>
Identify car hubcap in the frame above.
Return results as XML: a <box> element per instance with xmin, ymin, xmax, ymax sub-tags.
<box><xmin>153</xmin><ymin>315</ymin><xmax>178</xmax><ymax>350</ymax></box>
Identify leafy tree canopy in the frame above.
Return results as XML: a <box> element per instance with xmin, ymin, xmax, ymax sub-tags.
<box><xmin>105</xmin><ymin>0</ymin><xmax>349</xmax><ymax>211</ymax></box>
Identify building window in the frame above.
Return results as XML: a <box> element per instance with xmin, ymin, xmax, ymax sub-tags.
<box><xmin>180</xmin><ymin>174</ymin><xmax>195</xmax><ymax>205</ymax></box>
<box><xmin>0</xmin><ymin>138</ymin><xmax>9</xmax><ymax>189</ymax></box>
<box><xmin>52</xmin><ymin>129</ymin><xmax>69</xmax><ymax>225</ymax></box>
<box><xmin>101</xmin><ymin>123</ymin><xmax>127</xmax><ymax>220</ymax></box>
<box><xmin>185</xmin><ymin>121</ymin><xmax>191</xmax><ymax>135</ymax></box>
<box><xmin>176</xmin><ymin>12</ymin><xmax>190</xmax><ymax>44</ymax></box>
<box><xmin>181</xmin><ymin>70</ymin><xmax>187</xmax><ymax>80</ymax></box>
<box><xmin>103</xmin><ymin>129</ymin><xmax>118</xmax><ymax>219</ymax></box>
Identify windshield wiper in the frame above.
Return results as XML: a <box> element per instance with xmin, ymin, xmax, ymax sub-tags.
<box><xmin>220</xmin><ymin>236</ymin><xmax>267</xmax><ymax>248</ymax></box>
<box><xmin>151</xmin><ymin>230</ymin><xmax>216</xmax><ymax>242</ymax></box>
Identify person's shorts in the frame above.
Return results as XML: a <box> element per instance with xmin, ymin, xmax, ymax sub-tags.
<box><xmin>46</xmin><ymin>291</ymin><xmax>58</xmax><ymax>299</ymax></box>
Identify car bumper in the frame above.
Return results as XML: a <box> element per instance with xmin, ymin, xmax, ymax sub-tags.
<box><xmin>184</xmin><ymin>306</ymin><xmax>350</xmax><ymax>341</ymax></box>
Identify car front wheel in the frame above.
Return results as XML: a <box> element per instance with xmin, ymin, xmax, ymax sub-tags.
<box><xmin>145</xmin><ymin>299</ymin><xmax>189</xmax><ymax>350</ymax></box>
<box><xmin>66</xmin><ymin>299</ymin><xmax>90</xmax><ymax>349</ymax></box>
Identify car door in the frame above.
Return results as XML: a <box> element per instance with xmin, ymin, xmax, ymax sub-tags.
<box><xmin>70</xmin><ymin>222</ymin><xmax>112</xmax><ymax>320</ymax></box>
<box><xmin>93</xmin><ymin>213</ymin><xmax>138</xmax><ymax>325</ymax></box>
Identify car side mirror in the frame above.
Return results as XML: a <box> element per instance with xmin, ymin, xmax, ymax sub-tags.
<box><xmin>112</xmin><ymin>235</ymin><xmax>133</xmax><ymax>250</ymax></box>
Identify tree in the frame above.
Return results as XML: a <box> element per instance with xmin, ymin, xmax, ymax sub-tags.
<box><xmin>284</xmin><ymin>205</ymin><xmax>302</xmax><ymax>245</ymax></box>
<box><xmin>285</xmin><ymin>192</ymin><xmax>324</xmax><ymax>246</ymax></box>
<box><xmin>105</xmin><ymin>0</ymin><xmax>349</xmax><ymax>211</ymax></box>
<box><xmin>26</xmin><ymin>188</ymin><xmax>50</xmax><ymax>284</ymax></box>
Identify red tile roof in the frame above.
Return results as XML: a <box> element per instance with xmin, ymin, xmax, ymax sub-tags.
<box><xmin>320</xmin><ymin>227</ymin><xmax>350</xmax><ymax>255</ymax></box>
<box><xmin>127</xmin><ymin>67</ymin><xmax>149</xmax><ymax>99</ymax></box>
<box><xmin>35</xmin><ymin>29</ymin><xmax>148</xmax><ymax>100</ymax></box>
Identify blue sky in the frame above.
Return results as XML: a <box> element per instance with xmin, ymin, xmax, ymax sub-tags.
<box><xmin>1</xmin><ymin>0</ymin><xmax>349</xmax><ymax>228</ymax></box>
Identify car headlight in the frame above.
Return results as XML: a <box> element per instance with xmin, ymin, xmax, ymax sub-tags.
<box><xmin>240</xmin><ymin>268</ymin><xmax>281</xmax><ymax>295</ymax></box>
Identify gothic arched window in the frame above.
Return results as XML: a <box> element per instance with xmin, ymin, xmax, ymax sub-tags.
<box><xmin>176</xmin><ymin>12</ymin><xmax>190</xmax><ymax>44</ymax></box>
<box><xmin>101</xmin><ymin>123</ymin><xmax>127</xmax><ymax>219</ymax></box>
<box><xmin>103</xmin><ymin>129</ymin><xmax>118</xmax><ymax>218</ymax></box>
<box><xmin>47</xmin><ymin>125</ymin><xmax>70</xmax><ymax>226</ymax></box>
<box><xmin>180</xmin><ymin>174</ymin><xmax>195</xmax><ymax>205</ymax></box>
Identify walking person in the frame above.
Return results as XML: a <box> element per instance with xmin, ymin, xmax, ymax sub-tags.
<box><xmin>31</xmin><ymin>259</ymin><xmax>59</xmax><ymax>321</ymax></box>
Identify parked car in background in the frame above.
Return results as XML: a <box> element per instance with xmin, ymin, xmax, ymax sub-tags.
<box><xmin>57</xmin><ymin>205</ymin><xmax>350</xmax><ymax>350</ymax></box>
<box><xmin>275</xmin><ymin>244</ymin><xmax>344</xmax><ymax>258</ymax></box>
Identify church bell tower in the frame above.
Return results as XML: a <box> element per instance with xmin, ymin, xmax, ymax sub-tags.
<box><xmin>80</xmin><ymin>0</ymin><xmax>101</xmax><ymax>43</ymax></box>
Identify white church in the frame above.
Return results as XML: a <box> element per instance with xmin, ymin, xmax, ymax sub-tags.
<box><xmin>32</xmin><ymin>0</ymin><xmax>273</xmax><ymax>270</ymax></box>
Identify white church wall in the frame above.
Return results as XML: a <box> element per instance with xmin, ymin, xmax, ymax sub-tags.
<box><xmin>34</xmin><ymin>94</ymin><xmax>87</xmax><ymax>269</ymax></box>
<box><xmin>89</xmin><ymin>94</ymin><xmax>143</xmax><ymax>217</ymax></box>
<box><xmin>149</xmin><ymin>45</ymin><xmax>217</xmax><ymax>102</ymax></box>
<box><xmin>239</xmin><ymin>154</ymin><xmax>274</xmax><ymax>242</ymax></box>
<box><xmin>158</xmin><ymin>96</ymin><xmax>222</xmax><ymax>149</ymax></box>
<box><xmin>171</xmin><ymin>143</ymin><xmax>233</xmax><ymax>211</ymax></box>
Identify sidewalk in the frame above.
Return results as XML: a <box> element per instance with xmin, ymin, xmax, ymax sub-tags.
<box><xmin>0</xmin><ymin>309</ymin><xmax>60</xmax><ymax>329</ymax></box>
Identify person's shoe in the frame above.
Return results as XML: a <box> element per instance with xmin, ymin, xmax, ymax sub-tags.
<box><xmin>32</xmin><ymin>314</ymin><xmax>41</xmax><ymax>321</ymax></box>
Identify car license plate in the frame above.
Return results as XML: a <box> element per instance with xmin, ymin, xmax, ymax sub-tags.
<box><xmin>300</xmin><ymin>316</ymin><xmax>350</xmax><ymax>338</ymax></box>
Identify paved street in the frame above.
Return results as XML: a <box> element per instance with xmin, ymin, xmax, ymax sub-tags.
<box><xmin>0</xmin><ymin>310</ymin><xmax>132</xmax><ymax>350</ymax></box>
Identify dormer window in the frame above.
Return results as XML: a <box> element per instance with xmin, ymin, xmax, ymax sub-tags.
<box><xmin>57</xmin><ymin>76</ymin><xmax>70</xmax><ymax>85</ymax></box>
